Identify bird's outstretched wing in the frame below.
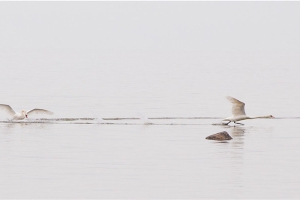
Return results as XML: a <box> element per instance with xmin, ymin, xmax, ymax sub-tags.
<box><xmin>226</xmin><ymin>96</ymin><xmax>246</xmax><ymax>116</ymax></box>
<box><xmin>0</xmin><ymin>104</ymin><xmax>16</xmax><ymax>116</ymax></box>
<box><xmin>27</xmin><ymin>108</ymin><xmax>54</xmax><ymax>116</ymax></box>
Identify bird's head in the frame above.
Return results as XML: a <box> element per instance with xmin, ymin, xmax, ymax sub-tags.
<box><xmin>268</xmin><ymin>115</ymin><xmax>274</xmax><ymax>118</ymax></box>
<box><xmin>22</xmin><ymin>110</ymin><xmax>28</xmax><ymax>118</ymax></box>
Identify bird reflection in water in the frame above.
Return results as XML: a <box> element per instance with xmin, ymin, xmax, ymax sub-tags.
<box><xmin>0</xmin><ymin>122</ymin><xmax>47</xmax><ymax>134</ymax></box>
<box><xmin>230</xmin><ymin>126</ymin><xmax>245</xmax><ymax>148</ymax></box>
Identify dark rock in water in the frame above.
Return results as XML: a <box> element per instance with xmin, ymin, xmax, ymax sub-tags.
<box><xmin>206</xmin><ymin>131</ymin><xmax>232</xmax><ymax>141</ymax></box>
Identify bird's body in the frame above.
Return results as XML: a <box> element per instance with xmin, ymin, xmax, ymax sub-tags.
<box><xmin>0</xmin><ymin>104</ymin><xmax>53</xmax><ymax>120</ymax></box>
<box><xmin>223</xmin><ymin>115</ymin><xmax>251</xmax><ymax>123</ymax></box>
<box><xmin>222</xmin><ymin>96</ymin><xmax>273</xmax><ymax>125</ymax></box>
<box><xmin>11</xmin><ymin>110</ymin><xmax>28</xmax><ymax>120</ymax></box>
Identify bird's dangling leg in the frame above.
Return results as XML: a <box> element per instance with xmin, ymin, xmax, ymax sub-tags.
<box><xmin>234</xmin><ymin>122</ymin><xmax>244</xmax><ymax>125</ymax></box>
<box><xmin>223</xmin><ymin>121</ymin><xmax>231</xmax><ymax>125</ymax></box>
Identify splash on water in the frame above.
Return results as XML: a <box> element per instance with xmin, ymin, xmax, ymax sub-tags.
<box><xmin>136</xmin><ymin>113</ymin><xmax>153</xmax><ymax>125</ymax></box>
<box><xmin>0</xmin><ymin>116</ymin><xmax>290</xmax><ymax>125</ymax></box>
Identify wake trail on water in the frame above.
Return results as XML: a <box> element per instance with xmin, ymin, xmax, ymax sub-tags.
<box><xmin>0</xmin><ymin>116</ymin><xmax>297</xmax><ymax>125</ymax></box>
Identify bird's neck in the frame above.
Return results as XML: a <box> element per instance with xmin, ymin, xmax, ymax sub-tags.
<box><xmin>250</xmin><ymin>115</ymin><xmax>270</xmax><ymax>119</ymax></box>
<box><xmin>20</xmin><ymin>111</ymin><xmax>26</xmax><ymax>118</ymax></box>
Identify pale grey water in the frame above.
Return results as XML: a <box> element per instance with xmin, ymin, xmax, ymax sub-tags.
<box><xmin>1</xmin><ymin>119</ymin><xmax>300</xmax><ymax>198</ymax></box>
<box><xmin>1</xmin><ymin>2</ymin><xmax>300</xmax><ymax>199</ymax></box>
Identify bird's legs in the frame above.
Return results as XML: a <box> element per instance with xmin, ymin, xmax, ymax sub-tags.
<box><xmin>222</xmin><ymin>121</ymin><xmax>231</xmax><ymax>125</ymax></box>
<box><xmin>234</xmin><ymin>121</ymin><xmax>244</xmax><ymax>125</ymax></box>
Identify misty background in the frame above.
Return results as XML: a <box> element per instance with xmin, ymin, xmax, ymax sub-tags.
<box><xmin>2</xmin><ymin>2</ymin><xmax>300</xmax><ymax>199</ymax></box>
<box><xmin>0</xmin><ymin>2</ymin><xmax>299</xmax><ymax>118</ymax></box>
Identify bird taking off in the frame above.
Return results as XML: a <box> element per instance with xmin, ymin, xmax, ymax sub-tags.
<box><xmin>0</xmin><ymin>104</ymin><xmax>53</xmax><ymax>120</ymax></box>
<box><xmin>222</xmin><ymin>96</ymin><xmax>274</xmax><ymax>125</ymax></box>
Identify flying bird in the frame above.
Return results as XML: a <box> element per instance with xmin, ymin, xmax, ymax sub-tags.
<box><xmin>0</xmin><ymin>104</ymin><xmax>53</xmax><ymax>120</ymax></box>
<box><xmin>222</xmin><ymin>96</ymin><xmax>274</xmax><ymax>125</ymax></box>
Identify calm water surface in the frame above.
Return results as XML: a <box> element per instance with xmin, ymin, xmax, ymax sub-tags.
<box><xmin>1</xmin><ymin>2</ymin><xmax>300</xmax><ymax>198</ymax></box>
<box><xmin>0</xmin><ymin>50</ymin><xmax>300</xmax><ymax>198</ymax></box>
<box><xmin>0</xmin><ymin>118</ymin><xmax>300</xmax><ymax>198</ymax></box>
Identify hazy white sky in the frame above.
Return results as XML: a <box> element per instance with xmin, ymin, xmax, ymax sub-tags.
<box><xmin>1</xmin><ymin>2</ymin><xmax>300</xmax><ymax>118</ymax></box>
<box><xmin>0</xmin><ymin>2</ymin><xmax>299</xmax><ymax>54</ymax></box>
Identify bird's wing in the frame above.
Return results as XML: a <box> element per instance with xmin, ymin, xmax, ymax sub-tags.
<box><xmin>27</xmin><ymin>108</ymin><xmax>54</xmax><ymax>116</ymax></box>
<box><xmin>226</xmin><ymin>96</ymin><xmax>246</xmax><ymax>116</ymax></box>
<box><xmin>0</xmin><ymin>104</ymin><xmax>16</xmax><ymax>116</ymax></box>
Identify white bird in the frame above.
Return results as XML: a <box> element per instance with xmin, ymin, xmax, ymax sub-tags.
<box><xmin>222</xmin><ymin>96</ymin><xmax>274</xmax><ymax>125</ymax></box>
<box><xmin>0</xmin><ymin>104</ymin><xmax>53</xmax><ymax>120</ymax></box>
